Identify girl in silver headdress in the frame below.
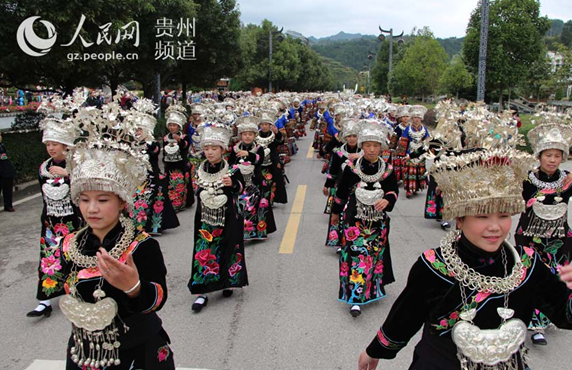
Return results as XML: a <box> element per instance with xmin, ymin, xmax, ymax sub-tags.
<box><xmin>27</xmin><ymin>118</ymin><xmax>83</xmax><ymax>318</ymax></box>
<box><xmin>323</xmin><ymin>118</ymin><xmax>362</xmax><ymax>252</ymax></box>
<box><xmin>358</xmin><ymin>148</ymin><xmax>572</xmax><ymax>370</ymax></box>
<box><xmin>514</xmin><ymin>120</ymin><xmax>572</xmax><ymax>345</ymax></box>
<box><xmin>229</xmin><ymin>116</ymin><xmax>276</xmax><ymax>240</ymax></box>
<box><xmin>401</xmin><ymin>105</ymin><xmax>430</xmax><ymax>198</ymax></box>
<box><xmin>59</xmin><ymin>103</ymin><xmax>174</xmax><ymax>370</ymax></box>
<box><xmin>331</xmin><ymin>120</ymin><xmax>398</xmax><ymax>317</ymax></box>
<box><xmin>187</xmin><ymin>125</ymin><xmax>248</xmax><ymax>312</ymax></box>
<box><xmin>163</xmin><ymin>105</ymin><xmax>191</xmax><ymax>212</ymax></box>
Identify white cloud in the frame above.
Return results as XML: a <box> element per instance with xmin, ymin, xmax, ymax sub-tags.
<box><xmin>238</xmin><ymin>0</ymin><xmax>572</xmax><ymax>39</ymax></box>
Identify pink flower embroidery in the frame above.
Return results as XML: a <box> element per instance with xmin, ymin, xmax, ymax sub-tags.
<box><xmin>345</xmin><ymin>226</ymin><xmax>360</xmax><ymax>242</ymax></box>
<box><xmin>136</xmin><ymin>210</ymin><xmax>148</xmax><ymax>223</ymax></box>
<box><xmin>259</xmin><ymin>198</ymin><xmax>269</xmax><ymax>208</ymax></box>
<box><xmin>424</xmin><ymin>249</ymin><xmax>436</xmax><ymax>263</ymax></box>
<box><xmin>329</xmin><ymin>230</ymin><xmax>339</xmax><ymax>241</ymax></box>
<box><xmin>229</xmin><ymin>262</ymin><xmax>242</xmax><ymax>277</ymax></box>
<box><xmin>153</xmin><ymin>200</ymin><xmax>164</xmax><ymax>214</ymax></box>
<box><xmin>53</xmin><ymin>223</ymin><xmax>70</xmax><ymax>236</ymax></box>
<box><xmin>244</xmin><ymin>220</ymin><xmax>254</xmax><ymax>232</ymax></box>
<box><xmin>449</xmin><ymin>311</ymin><xmax>459</xmax><ymax>319</ymax></box>
<box><xmin>524</xmin><ymin>247</ymin><xmax>535</xmax><ymax>257</ymax></box>
<box><xmin>134</xmin><ymin>199</ymin><xmax>148</xmax><ymax>210</ymax></box>
<box><xmin>374</xmin><ymin>260</ymin><xmax>384</xmax><ymax>274</ymax></box>
<box><xmin>41</xmin><ymin>255</ymin><xmax>61</xmax><ymax>275</ymax></box>
<box><xmin>539</xmin><ymin>188</ymin><xmax>556</xmax><ymax>195</ymax></box>
<box><xmin>526</xmin><ymin>198</ymin><xmax>537</xmax><ymax>207</ymax></box>
<box><xmin>157</xmin><ymin>345</ymin><xmax>170</xmax><ymax>362</ymax></box>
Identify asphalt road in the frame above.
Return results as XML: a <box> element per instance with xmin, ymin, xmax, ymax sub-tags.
<box><xmin>1</xmin><ymin>134</ymin><xmax>571</xmax><ymax>370</ymax></box>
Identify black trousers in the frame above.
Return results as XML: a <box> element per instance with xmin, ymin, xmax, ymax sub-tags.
<box><xmin>0</xmin><ymin>175</ymin><xmax>13</xmax><ymax>209</ymax></box>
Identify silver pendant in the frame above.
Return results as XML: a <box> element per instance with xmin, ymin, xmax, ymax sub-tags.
<box><xmin>497</xmin><ymin>307</ymin><xmax>515</xmax><ymax>320</ymax></box>
<box><xmin>452</xmin><ymin>318</ymin><xmax>526</xmax><ymax>366</ymax></box>
<box><xmin>459</xmin><ymin>309</ymin><xmax>476</xmax><ymax>321</ymax></box>
<box><xmin>60</xmin><ymin>295</ymin><xmax>118</xmax><ymax>331</ymax></box>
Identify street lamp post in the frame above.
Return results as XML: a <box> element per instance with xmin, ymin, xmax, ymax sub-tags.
<box><xmin>476</xmin><ymin>0</ymin><xmax>490</xmax><ymax>102</ymax></box>
<box><xmin>269</xmin><ymin>27</ymin><xmax>284</xmax><ymax>93</ymax></box>
<box><xmin>366</xmin><ymin>51</ymin><xmax>375</xmax><ymax>95</ymax></box>
<box><xmin>378</xmin><ymin>27</ymin><xmax>404</xmax><ymax>91</ymax></box>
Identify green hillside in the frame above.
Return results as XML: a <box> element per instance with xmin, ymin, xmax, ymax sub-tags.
<box><xmin>318</xmin><ymin>55</ymin><xmax>358</xmax><ymax>91</ymax></box>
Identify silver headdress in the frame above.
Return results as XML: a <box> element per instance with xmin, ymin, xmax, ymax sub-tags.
<box><xmin>410</xmin><ymin>105</ymin><xmax>428</xmax><ymax>119</ymax></box>
<box><xmin>341</xmin><ymin>118</ymin><xmax>360</xmax><ymax>139</ymax></box>
<box><xmin>430</xmin><ymin>148</ymin><xmax>536</xmax><ymax>219</ymax></box>
<box><xmin>331</xmin><ymin>102</ymin><xmax>347</xmax><ymax>117</ymax></box>
<box><xmin>257</xmin><ymin>109</ymin><xmax>277</xmax><ymax>125</ymax></box>
<box><xmin>191</xmin><ymin>103</ymin><xmax>208</xmax><ymax>116</ymax></box>
<box><xmin>200</xmin><ymin>124</ymin><xmax>232</xmax><ymax>148</ymax></box>
<box><xmin>396</xmin><ymin>105</ymin><xmax>410</xmax><ymax>118</ymax></box>
<box><xmin>40</xmin><ymin>117</ymin><xmax>78</xmax><ymax>147</ymax></box>
<box><xmin>131</xmin><ymin>98</ymin><xmax>157</xmax><ymax>141</ymax></box>
<box><xmin>357</xmin><ymin>119</ymin><xmax>390</xmax><ymax>149</ymax></box>
<box><xmin>528</xmin><ymin>112</ymin><xmax>572</xmax><ymax>157</ymax></box>
<box><xmin>68</xmin><ymin>99</ymin><xmax>150</xmax><ymax>211</ymax></box>
<box><xmin>236</xmin><ymin>116</ymin><xmax>260</xmax><ymax>135</ymax></box>
<box><xmin>165</xmin><ymin>103</ymin><xmax>188</xmax><ymax>129</ymax></box>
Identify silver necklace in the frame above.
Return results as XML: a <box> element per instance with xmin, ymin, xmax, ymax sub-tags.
<box><xmin>66</xmin><ymin>215</ymin><xmax>135</xmax><ymax>269</ymax></box>
<box><xmin>409</xmin><ymin>125</ymin><xmax>426</xmax><ymax>142</ymax></box>
<box><xmin>40</xmin><ymin>159</ymin><xmax>57</xmax><ymax>179</ymax></box>
<box><xmin>528</xmin><ymin>169</ymin><xmax>566</xmax><ymax>190</ymax></box>
<box><xmin>353</xmin><ymin>156</ymin><xmax>386</xmax><ymax>183</ymax></box>
<box><xmin>256</xmin><ymin>132</ymin><xmax>275</xmax><ymax>148</ymax></box>
<box><xmin>440</xmin><ymin>231</ymin><xmax>524</xmax><ymax>294</ymax></box>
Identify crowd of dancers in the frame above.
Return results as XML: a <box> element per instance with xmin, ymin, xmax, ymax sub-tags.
<box><xmin>19</xmin><ymin>86</ymin><xmax>572</xmax><ymax>369</ymax></box>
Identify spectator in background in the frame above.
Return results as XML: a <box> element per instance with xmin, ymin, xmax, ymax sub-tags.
<box><xmin>0</xmin><ymin>131</ymin><xmax>15</xmax><ymax>212</ymax></box>
<box><xmin>513</xmin><ymin>109</ymin><xmax>522</xmax><ymax>129</ymax></box>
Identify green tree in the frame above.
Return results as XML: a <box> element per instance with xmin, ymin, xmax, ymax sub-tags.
<box><xmin>389</xmin><ymin>30</ymin><xmax>448</xmax><ymax>99</ymax></box>
<box><xmin>561</xmin><ymin>20</ymin><xmax>572</xmax><ymax>47</ymax></box>
<box><xmin>547</xmin><ymin>44</ymin><xmax>572</xmax><ymax>99</ymax></box>
<box><xmin>463</xmin><ymin>0</ymin><xmax>550</xmax><ymax>105</ymax></box>
<box><xmin>234</xmin><ymin>20</ymin><xmax>333</xmax><ymax>91</ymax></box>
<box><xmin>439</xmin><ymin>55</ymin><xmax>474</xmax><ymax>98</ymax></box>
<box><xmin>520</xmin><ymin>55</ymin><xmax>551</xmax><ymax>101</ymax></box>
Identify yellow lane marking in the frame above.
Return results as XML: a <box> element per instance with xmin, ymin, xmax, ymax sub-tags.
<box><xmin>306</xmin><ymin>143</ymin><xmax>314</xmax><ymax>159</ymax></box>
<box><xmin>279</xmin><ymin>185</ymin><xmax>307</xmax><ymax>254</ymax></box>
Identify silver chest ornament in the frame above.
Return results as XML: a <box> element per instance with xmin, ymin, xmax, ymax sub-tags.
<box><xmin>452</xmin><ymin>310</ymin><xmax>527</xmax><ymax>369</ymax></box>
<box><xmin>523</xmin><ymin>171</ymin><xmax>568</xmax><ymax>239</ymax></box>
<box><xmin>42</xmin><ymin>180</ymin><xmax>75</xmax><ymax>217</ymax></box>
<box><xmin>353</xmin><ymin>157</ymin><xmax>387</xmax><ymax>222</ymax></box>
<box><xmin>197</xmin><ymin>160</ymin><xmax>229</xmax><ymax>226</ymax></box>
<box><xmin>355</xmin><ymin>182</ymin><xmax>385</xmax><ymax>221</ymax></box>
<box><xmin>164</xmin><ymin>136</ymin><xmax>183</xmax><ymax>162</ymax></box>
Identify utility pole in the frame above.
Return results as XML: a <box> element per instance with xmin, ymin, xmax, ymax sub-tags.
<box><xmin>378</xmin><ymin>27</ymin><xmax>404</xmax><ymax>91</ymax></box>
<box><xmin>269</xmin><ymin>27</ymin><xmax>283</xmax><ymax>93</ymax></box>
<box><xmin>476</xmin><ymin>0</ymin><xmax>490</xmax><ymax>102</ymax></box>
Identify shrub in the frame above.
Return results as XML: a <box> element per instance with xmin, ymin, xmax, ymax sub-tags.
<box><xmin>2</xmin><ymin>129</ymin><xmax>48</xmax><ymax>184</ymax></box>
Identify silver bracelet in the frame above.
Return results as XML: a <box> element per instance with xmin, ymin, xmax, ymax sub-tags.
<box><xmin>123</xmin><ymin>280</ymin><xmax>141</xmax><ymax>294</ymax></box>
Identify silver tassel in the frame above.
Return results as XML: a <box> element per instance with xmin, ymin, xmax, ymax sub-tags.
<box><xmin>456</xmin><ymin>347</ymin><xmax>527</xmax><ymax>370</ymax></box>
<box><xmin>201</xmin><ymin>204</ymin><xmax>226</xmax><ymax>227</ymax></box>
<box><xmin>243</xmin><ymin>173</ymin><xmax>254</xmax><ymax>187</ymax></box>
<box><xmin>356</xmin><ymin>201</ymin><xmax>384</xmax><ymax>222</ymax></box>
<box><xmin>523</xmin><ymin>212</ymin><xmax>566</xmax><ymax>238</ymax></box>
<box><xmin>46</xmin><ymin>198</ymin><xmax>75</xmax><ymax>217</ymax></box>
<box><xmin>70</xmin><ymin>321</ymin><xmax>122</xmax><ymax>368</ymax></box>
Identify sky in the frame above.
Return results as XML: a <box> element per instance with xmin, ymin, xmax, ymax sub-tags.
<box><xmin>237</xmin><ymin>0</ymin><xmax>572</xmax><ymax>39</ymax></box>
